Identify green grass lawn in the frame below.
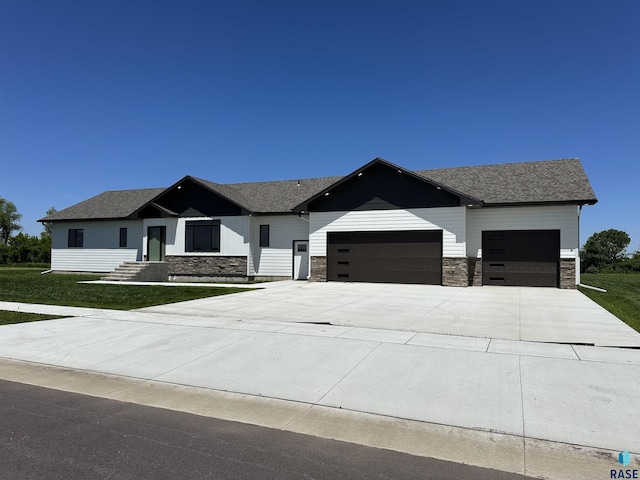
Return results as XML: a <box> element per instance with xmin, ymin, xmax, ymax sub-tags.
<box><xmin>0</xmin><ymin>310</ymin><xmax>65</xmax><ymax>326</ymax></box>
<box><xmin>579</xmin><ymin>273</ymin><xmax>640</xmax><ymax>333</ymax></box>
<box><xmin>0</xmin><ymin>267</ymin><xmax>252</xmax><ymax>310</ymax></box>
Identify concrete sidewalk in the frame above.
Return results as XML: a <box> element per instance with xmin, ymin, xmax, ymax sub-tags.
<box><xmin>0</xmin><ymin>307</ymin><xmax>639</xmax><ymax>479</ymax></box>
<box><xmin>0</xmin><ymin>301</ymin><xmax>113</xmax><ymax>317</ymax></box>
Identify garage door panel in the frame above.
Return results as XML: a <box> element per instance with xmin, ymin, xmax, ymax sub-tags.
<box><xmin>484</xmin><ymin>261</ymin><xmax>558</xmax><ymax>274</ymax></box>
<box><xmin>333</xmin><ymin>257</ymin><xmax>441</xmax><ymax>272</ymax></box>
<box><xmin>331</xmin><ymin>231</ymin><xmax>442</xmax><ymax>244</ymax></box>
<box><xmin>333</xmin><ymin>269</ymin><xmax>441</xmax><ymax>285</ymax></box>
<box><xmin>327</xmin><ymin>230</ymin><xmax>442</xmax><ymax>285</ymax></box>
<box><xmin>482</xmin><ymin>230</ymin><xmax>560</xmax><ymax>287</ymax></box>
<box><xmin>485</xmin><ymin>272</ymin><xmax>559</xmax><ymax>287</ymax></box>
<box><xmin>329</xmin><ymin>243</ymin><xmax>440</xmax><ymax>258</ymax></box>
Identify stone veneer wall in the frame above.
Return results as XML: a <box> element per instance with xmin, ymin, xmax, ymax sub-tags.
<box><xmin>310</xmin><ymin>256</ymin><xmax>327</xmax><ymax>282</ymax></box>
<box><xmin>467</xmin><ymin>258</ymin><xmax>482</xmax><ymax>286</ymax></box>
<box><xmin>560</xmin><ymin>258</ymin><xmax>577</xmax><ymax>289</ymax></box>
<box><xmin>166</xmin><ymin>256</ymin><xmax>247</xmax><ymax>277</ymax></box>
<box><xmin>442</xmin><ymin>257</ymin><xmax>468</xmax><ymax>287</ymax></box>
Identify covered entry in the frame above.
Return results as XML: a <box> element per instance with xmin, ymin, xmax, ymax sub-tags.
<box><xmin>327</xmin><ymin>230</ymin><xmax>443</xmax><ymax>284</ymax></box>
<box><xmin>482</xmin><ymin>230</ymin><xmax>560</xmax><ymax>287</ymax></box>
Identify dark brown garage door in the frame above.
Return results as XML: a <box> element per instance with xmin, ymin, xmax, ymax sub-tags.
<box><xmin>482</xmin><ymin>230</ymin><xmax>560</xmax><ymax>287</ymax></box>
<box><xmin>327</xmin><ymin>230</ymin><xmax>442</xmax><ymax>285</ymax></box>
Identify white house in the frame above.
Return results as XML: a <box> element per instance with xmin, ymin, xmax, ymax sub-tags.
<box><xmin>40</xmin><ymin>157</ymin><xmax>597</xmax><ymax>288</ymax></box>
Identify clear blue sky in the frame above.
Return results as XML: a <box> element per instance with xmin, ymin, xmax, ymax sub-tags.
<box><xmin>1</xmin><ymin>0</ymin><xmax>638</xmax><ymax>251</ymax></box>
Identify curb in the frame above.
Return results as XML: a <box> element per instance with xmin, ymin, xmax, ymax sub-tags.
<box><xmin>0</xmin><ymin>358</ymin><xmax>631</xmax><ymax>480</ymax></box>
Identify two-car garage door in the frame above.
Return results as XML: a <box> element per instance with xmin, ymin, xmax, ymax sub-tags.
<box><xmin>327</xmin><ymin>230</ymin><xmax>443</xmax><ymax>285</ymax></box>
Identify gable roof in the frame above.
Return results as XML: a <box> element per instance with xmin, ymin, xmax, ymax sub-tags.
<box><xmin>39</xmin><ymin>188</ymin><xmax>165</xmax><ymax>221</ymax></box>
<box><xmin>292</xmin><ymin>157</ymin><xmax>481</xmax><ymax>212</ymax></box>
<box><xmin>415</xmin><ymin>158</ymin><xmax>597</xmax><ymax>206</ymax></box>
<box><xmin>39</xmin><ymin>158</ymin><xmax>597</xmax><ymax>222</ymax></box>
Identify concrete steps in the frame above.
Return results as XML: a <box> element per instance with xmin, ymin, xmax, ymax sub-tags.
<box><xmin>101</xmin><ymin>262</ymin><xmax>168</xmax><ymax>282</ymax></box>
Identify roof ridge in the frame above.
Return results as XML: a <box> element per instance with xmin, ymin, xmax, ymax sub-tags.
<box><xmin>225</xmin><ymin>175</ymin><xmax>344</xmax><ymax>187</ymax></box>
<box><xmin>99</xmin><ymin>186</ymin><xmax>167</xmax><ymax>193</ymax></box>
<box><xmin>194</xmin><ymin>158</ymin><xmax>582</xmax><ymax>186</ymax></box>
<box><xmin>416</xmin><ymin>158</ymin><xmax>581</xmax><ymax>173</ymax></box>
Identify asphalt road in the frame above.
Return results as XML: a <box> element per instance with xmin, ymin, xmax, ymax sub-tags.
<box><xmin>0</xmin><ymin>379</ymin><xmax>532</xmax><ymax>480</ymax></box>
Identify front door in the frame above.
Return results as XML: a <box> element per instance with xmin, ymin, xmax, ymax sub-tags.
<box><xmin>148</xmin><ymin>226</ymin><xmax>166</xmax><ymax>261</ymax></box>
<box><xmin>293</xmin><ymin>240</ymin><xmax>309</xmax><ymax>280</ymax></box>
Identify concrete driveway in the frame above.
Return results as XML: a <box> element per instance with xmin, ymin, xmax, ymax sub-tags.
<box><xmin>141</xmin><ymin>281</ymin><xmax>640</xmax><ymax>347</ymax></box>
<box><xmin>1</xmin><ymin>281</ymin><xmax>640</xmax><ymax>478</ymax></box>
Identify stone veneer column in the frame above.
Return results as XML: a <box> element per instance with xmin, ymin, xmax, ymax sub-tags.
<box><xmin>442</xmin><ymin>257</ymin><xmax>469</xmax><ymax>287</ymax></box>
<box><xmin>560</xmin><ymin>258</ymin><xmax>577</xmax><ymax>289</ymax></box>
<box><xmin>310</xmin><ymin>256</ymin><xmax>327</xmax><ymax>282</ymax></box>
<box><xmin>467</xmin><ymin>258</ymin><xmax>482</xmax><ymax>286</ymax></box>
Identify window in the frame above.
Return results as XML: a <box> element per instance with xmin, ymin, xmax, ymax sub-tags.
<box><xmin>185</xmin><ymin>220</ymin><xmax>220</xmax><ymax>252</ymax></box>
<box><xmin>68</xmin><ymin>229</ymin><xmax>83</xmax><ymax>247</ymax></box>
<box><xmin>259</xmin><ymin>224</ymin><xmax>270</xmax><ymax>247</ymax></box>
<box><xmin>119</xmin><ymin>228</ymin><xmax>127</xmax><ymax>248</ymax></box>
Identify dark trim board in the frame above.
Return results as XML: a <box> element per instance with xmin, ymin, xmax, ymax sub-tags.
<box><xmin>327</xmin><ymin>230</ymin><xmax>443</xmax><ymax>285</ymax></box>
<box><xmin>482</xmin><ymin>230</ymin><xmax>560</xmax><ymax>287</ymax></box>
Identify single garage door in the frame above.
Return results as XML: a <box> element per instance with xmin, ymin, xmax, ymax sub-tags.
<box><xmin>327</xmin><ymin>230</ymin><xmax>442</xmax><ymax>285</ymax></box>
<box><xmin>482</xmin><ymin>230</ymin><xmax>560</xmax><ymax>287</ymax></box>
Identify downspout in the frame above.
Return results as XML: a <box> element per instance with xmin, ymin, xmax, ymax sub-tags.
<box><xmin>577</xmin><ymin>205</ymin><xmax>583</xmax><ymax>285</ymax></box>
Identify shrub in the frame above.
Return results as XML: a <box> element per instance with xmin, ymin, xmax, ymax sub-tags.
<box><xmin>0</xmin><ymin>234</ymin><xmax>50</xmax><ymax>264</ymax></box>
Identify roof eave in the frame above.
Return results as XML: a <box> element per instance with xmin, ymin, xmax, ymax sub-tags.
<box><xmin>481</xmin><ymin>199</ymin><xmax>598</xmax><ymax>207</ymax></box>
<box><xmin>38</xmin><ymin>216</ymin><xmax>132</xmax><ymax>223</ymax></box>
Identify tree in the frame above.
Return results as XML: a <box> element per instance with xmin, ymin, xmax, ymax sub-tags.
<box><xmin>41</xmin><ymin>206</ymin><xmax>57</xmax><ymax>238</ymax></box>
<box><xmin>619</xmin><ymin>247</ymin><xmax>640</xmax><ymax>272</ymax></box>
<box><xmin>0</xmin><ymin>197</ymin><xmax>22</xmax><ymax>244</ymax></box>
<box><xmin>581</xmin><ymin>229</ymin><xmax>631</xmax><ymax>271</ymax></box>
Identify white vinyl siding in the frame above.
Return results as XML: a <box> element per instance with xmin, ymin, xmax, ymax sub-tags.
<box><xmin>466</xmin><ymin>205</ymin><xmax>579</xmax><ymax>259</ymax></box>
<box><xmin>309</xmin><ymin>207</ymin><xmax>466</xmax><ymax>258</ymax></box>
<box><xmin>143</xmin><ymin>216</ymin><xmax>250</xmax><ymax>258</ymax></box>
<box><xmin>249</xmin><ymin>215</ymin><xmax>309</xmax><ymax>276</ymax></box>
<box><xmin>51</xmin><ymin>249</ymin><xmax>140</xmax><ymax>272</ymax></box>
<box><xmin>51</xmin><ymin>220</ymin><xmax>143</xmax><ymax>272</ymax></box>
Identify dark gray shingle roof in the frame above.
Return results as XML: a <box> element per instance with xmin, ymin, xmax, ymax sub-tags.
<box><xmin>415</xmin><ymin>158</ymin><xmax>597</xmax><ymax>205</ymax></box>
<box><xmin>40</xmin><ymin>158</ymin><xmax>597</xmax><ymax>221</ymax></box>
<box><xmin>228</xmin><ymin>176</ymin><xmax>343</xmax><ymax>212</ymax></box>
<box><xmin>189</xmin><ymin>175</ymin><xmax>343</xmax><ymax>213</ymax></box>
<box><xmin>40</xmin><ymin>188</ymin><xmax>165</xmax><ymax>221</ymax></box>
